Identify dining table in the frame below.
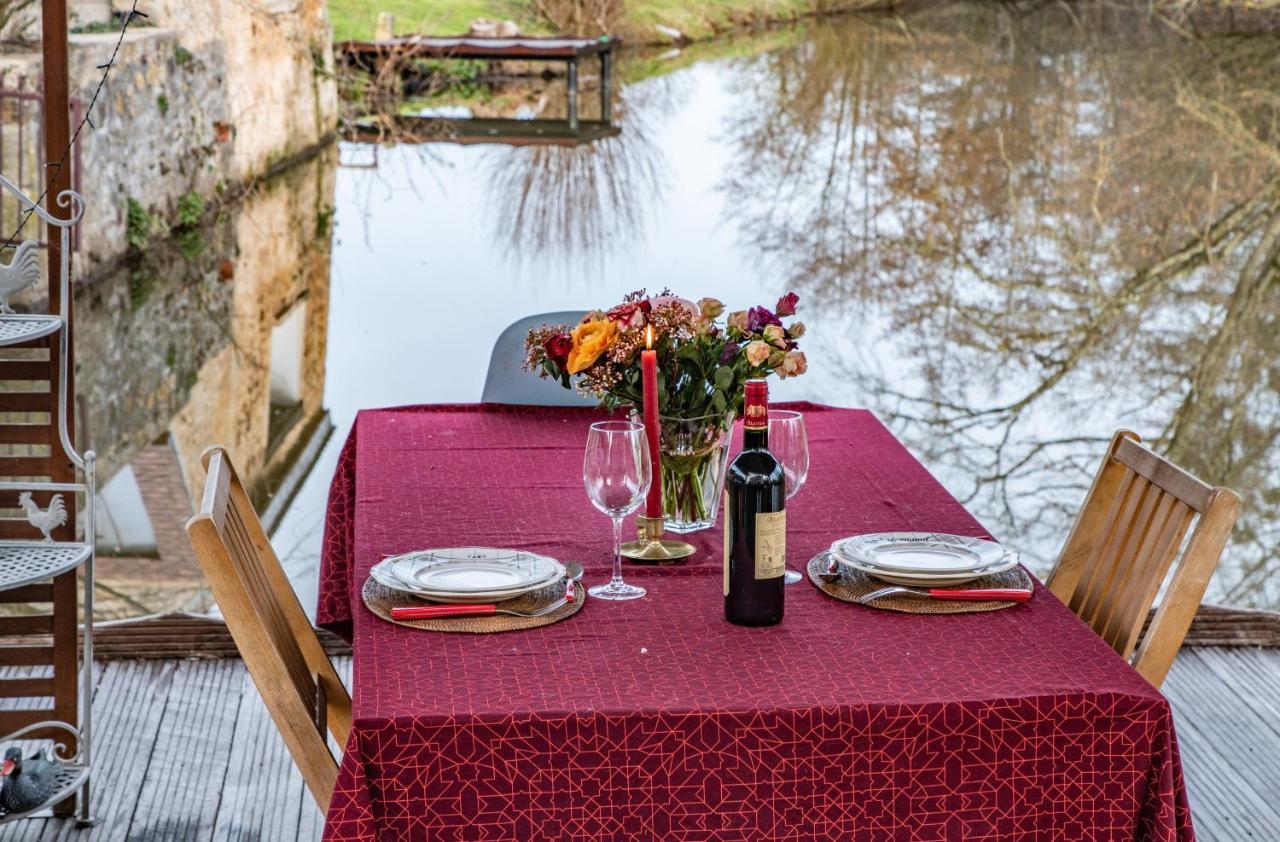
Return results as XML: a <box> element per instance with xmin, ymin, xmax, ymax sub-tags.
<box><xmin>316</xmin><ymin>402</ymin><xmax>1194</xmax><ymax>841</ymax></box>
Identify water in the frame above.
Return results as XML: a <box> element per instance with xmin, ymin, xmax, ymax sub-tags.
<box><xmin>77</xmin><ymin>3</ymin><xmax>1280</xmax><ymax>615</ymax></box>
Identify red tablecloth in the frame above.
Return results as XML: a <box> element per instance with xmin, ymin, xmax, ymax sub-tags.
<box><xmin>318</xmin><ymin>403</ymin><xmax>1193</xmax><ymax>841</ymax></box>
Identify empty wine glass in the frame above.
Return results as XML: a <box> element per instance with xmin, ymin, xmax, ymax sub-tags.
<box><xmin>583</xmin><ymin>420</ymin><xmax>652</xmax><ymax>600</ymax></box>
<box><xmin>769</xmin><ymin>410</ymin><xmax>810</xmax><ymax>585</ymax></box>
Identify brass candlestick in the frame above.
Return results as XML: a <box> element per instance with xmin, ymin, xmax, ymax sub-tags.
<box><xmin>621</xmin><ymin>515</ymin><xmax>696</xmax><ymax>563</ymax></box>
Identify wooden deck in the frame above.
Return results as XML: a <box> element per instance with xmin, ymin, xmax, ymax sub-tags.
<box><xmin>2</xmin><ymin>648</ymin><xmax>1277</xmax><ymax>840</ymax></box>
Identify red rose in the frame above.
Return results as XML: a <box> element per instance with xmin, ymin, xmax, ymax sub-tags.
<box><xmin>544</xmin><ymin>333</ymin><xmax>572</xmax><ymax>369</ymax></box>
<box><xmin>775</xmin><ymin>291</ymin><xmax>799</xmax><ymax>317</ymax></box>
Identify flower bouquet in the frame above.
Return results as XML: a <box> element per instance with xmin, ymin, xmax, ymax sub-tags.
<box><xmin>525</xmin><ymin>290</ymin><xmax>808</xmax><ymax>531</ymax></box>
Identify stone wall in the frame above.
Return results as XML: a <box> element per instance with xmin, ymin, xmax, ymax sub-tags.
<box><xmin>0</xmin><ymin>0</ymin><xmax>337</xmax><ymax>267</ymax></box>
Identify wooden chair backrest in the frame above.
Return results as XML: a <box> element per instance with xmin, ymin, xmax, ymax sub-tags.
<box><xmin>185</xmin><ymin>446</ymin><xmax>351</xmax><ymax>808</ymax></box>
<box><xmin>1047</xmin><ymin>430</ymin><xmax>1241</xmax><ymax>687</ymax></box>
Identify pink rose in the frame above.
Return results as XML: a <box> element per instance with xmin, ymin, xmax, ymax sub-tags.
<box><xmin>744</xmin><ymin>340</ymin><xmax>772</xmax><ymax>367</ymax></box>
<box><xmin>763</xmin><ymin>324</ymin><xmax>788</xmax><ymax>349</ymax></box>
<box><xmin>775</xmin><ymin>291</ymin><xmax>799</xmax><ymax>317</ymax></box>
<box><xmin>606</xmin><ymin>299</ymin><xmax>651</xmax><ymax>329</ymax></box>
<box><xmin>727</xmin><ymin>310</ymin><xmax>749</xmax><ymax>333</ymax></box>
<box><xmin>778</xmin><ymin>350</ymin><xmax>808</xmax><ymax>379</ymax></box>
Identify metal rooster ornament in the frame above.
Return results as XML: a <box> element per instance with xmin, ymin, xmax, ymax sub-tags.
<box><xmin>18</xmin><ymin>492</ymin><xmax>67</xmax><ymax>542</ymax></box>
<box><xmin>0</xmin><ymin>241</ymin><xmax>40</xmax><ymax>314</ymax></box>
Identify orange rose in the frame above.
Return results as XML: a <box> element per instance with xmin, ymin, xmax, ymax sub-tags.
<box><xmin>566</xmin><ymin>318</ymin><xmax>618</xmax><ymax>373</ymax></box>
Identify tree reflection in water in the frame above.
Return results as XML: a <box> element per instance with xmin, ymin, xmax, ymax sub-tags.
<box><xmin>719</xmin><ymin>5</ymin><xmax>1280</xmax><ymax>606</ymax></box>
<box><xmin>477</xmin><ymin>80</ymin><xmax>673</xmax><ymax>266</ymax></box>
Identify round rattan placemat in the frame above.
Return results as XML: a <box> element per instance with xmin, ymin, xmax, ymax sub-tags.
<box><xmin>362</xmin><ymin>575</ymin><xmax>584</xmax><ymax>633</ymax></box>
<box><xmin>806</xmin><ymin>553</ymin><xmax>1033</xmax><ymax>614</ymax></box>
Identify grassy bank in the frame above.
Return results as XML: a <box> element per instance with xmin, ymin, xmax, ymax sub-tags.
<box><xmin>329</xmin><ymin>0</ymin><xmax>883</xmax><ymax>44</ymax></box>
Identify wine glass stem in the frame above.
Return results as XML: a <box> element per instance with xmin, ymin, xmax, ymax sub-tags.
<box><xmin>611</xmin><ymin>515</ymin><xmax>625</xmax><ymax>588</ymax></box>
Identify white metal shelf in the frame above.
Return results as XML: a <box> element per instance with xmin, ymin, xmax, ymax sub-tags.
<box><xmin>0</xmin><ymin>542</ymin><xmax>92</xmax><ymax>591</ymax></box>
<box><xmin>0</xmin><ymin>315</ymin><xmax>62</xmax><ymax>348</ymax></box>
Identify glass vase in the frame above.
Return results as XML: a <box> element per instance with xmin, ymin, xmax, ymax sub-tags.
<box><xmin>655</xmin><ymin>411</ymin><xmax>736</xmax><ymax>533</ymax></box>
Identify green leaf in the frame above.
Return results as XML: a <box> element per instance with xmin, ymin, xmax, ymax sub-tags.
<box><xmin>714</xmin><ymin>365</ymin><xmax>733</xmax><ymax>391</ymax></box>
<box><xmin>712</xmin><ymin>389</ymin><xmax>727</xmax><ymax>413</ymax></box>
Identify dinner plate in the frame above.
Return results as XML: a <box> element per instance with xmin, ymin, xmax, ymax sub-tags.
<box><xmin>370</xmin><ymin>547</ymin><xmax>565</xmax><ymax>603</ymax></box>
<box><xmin>833</xmin><ymin>549</ymin><xmax>1020</xmax><ymax>587</ymax></box>
<box><xmin>832</xmin><ymin>533</ymin><xmax>1011</xmax><ymax>574</ymax></box>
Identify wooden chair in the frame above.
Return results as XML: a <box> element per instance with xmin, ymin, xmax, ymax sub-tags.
<box><xmin>185</xmin><ymin>446</ymin><xmax>351</xmax><ymax>808</ymax></box>
<box><xmin>1047</xmin><ymin>430</ymin><xmax>1241</xmax><ymax>687</ymax></box>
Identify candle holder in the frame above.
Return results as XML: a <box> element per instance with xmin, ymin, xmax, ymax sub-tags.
<box><xmin>620</xmin><ymin>515</ymin><xmax>696</xmax><ymax>563</ymax></box>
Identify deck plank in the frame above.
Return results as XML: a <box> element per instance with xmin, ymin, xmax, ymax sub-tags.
<box><xmin>211</xmin><ymin>667</ymin><xmax>311</xmax><ymax>842</ymax></box>
<box><xmin>122</xmin><ymin>659</ymin><xmax>243</xmax><ymax>841</ymax></box>
<box><xmin>1164</xmin><ymin>648</ymin><xmax>1280</xmax><ymax>841</ymax></box>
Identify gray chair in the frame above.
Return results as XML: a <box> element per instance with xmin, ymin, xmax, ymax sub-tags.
<box><xmin>482</xmin><ymin>311</ymin><xmax>597</xmax><ymax>406</ymax></box>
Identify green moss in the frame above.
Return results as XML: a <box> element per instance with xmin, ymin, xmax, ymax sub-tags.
<box><xmin>176</xmin><ymin>228</ymin><xmax>205</xmax><ymax>260</ymax></box>
<box><xmin>315</xmin><ymin>205</ymin><xmax>335</xmax><ymax>239</ymax></box>
<box><xmin>126</xmin><ymin>267</ymin><xmax>157</xmax><ymax>310</ymax></box>
<box><xmin>176</xmin><ymin>191</ymin><xmax>205</xmax><ymax>229</ymax></box>
<box><xmin>173</xmin><ymin>44</ymin><xmax>193</xmax><ymax>66</ymax></box>
<box><xmin>126</xmin><ymin>198</ymin><xmax>152</xmax><ymax>250</ymax></box>
<box><xmin>157</xmin><ymin>93</ymin><xmax>169</xmax><ymax>116</ymax></box>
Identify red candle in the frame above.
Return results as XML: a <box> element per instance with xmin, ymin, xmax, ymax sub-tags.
<box><xmin>641</xmin><ymin>325</ymin><xmax>662</xmax><ymax>519</ymax></box>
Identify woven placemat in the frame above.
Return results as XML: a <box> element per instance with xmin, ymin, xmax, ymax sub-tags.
<box><xmin>362</xmin><ymin>575</ymin><xmax>584</xmax><ymax>634</ymax></box>
<box><xmin>806</xmin><ymin>553</ymin><xmax>1033</xmax><ymax>614</ymax></box>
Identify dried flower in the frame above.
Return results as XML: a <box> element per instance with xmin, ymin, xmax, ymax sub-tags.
<box><xmin>744</xmin><ymin>340</ymin><xmax>772</xmax><ymax>367</ymax></box>
<box><xmin>746</xmin><ymin>306</ymin><xmax>781</xmax><ymax>333</ymax></box>
<box><xmin>787</xmin><ymin>321</ymin><xmax>806</xmax><ymax>339</ymax></box>
<box><xmin>763</xmin><ymin>324</ymin><xmax>788</xmax><ymax>350</ymax></box>
<box><xmin>720</xmin><ymin>341</ymin><xmax>740</xmax><ymax>364</ymax></box>
<box><xmin>775</xmin><ymin>291</ymin><xmax>799</xmax><ymax>317</ymax></box>
<box><xmin>698</xmin><ymin>297</ymin><xmax>725</xmax><ymax>319</ymax></box>
<box><xmin>778</xmin><ymin>350</ymin><xmax>808</xmax><ymax>379</ymax></box>
<box><xmin>726</xmin><ymin>310</ymin><xmax>748</xmax><ymax>333</ymax></box>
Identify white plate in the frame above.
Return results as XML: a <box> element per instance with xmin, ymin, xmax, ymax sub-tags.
<box><xmin>833</xmin><ymin>550</ymin><xmax>1019</xmax><ymax>587</ymax></box>
<box><xmin>369</xmin><ymin>547</ymin><xmax>565</xmax><ymax>603</ymax></box>
<box><xmin>832</xmin><ymin>533</ymin><xmax>1011</xmax><ymax>574</ymax></box>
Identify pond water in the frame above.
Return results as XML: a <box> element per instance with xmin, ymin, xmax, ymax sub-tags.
<box><xmin>81</xmin><ymin>2</ymin><xmax>1280</xmax><ymax>615</ymax></box>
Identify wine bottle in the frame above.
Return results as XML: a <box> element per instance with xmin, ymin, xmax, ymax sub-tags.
<box><xmin>724</xmin><ymin>379</ymin><xmax>786</xmax><ymax>626</ymax></box>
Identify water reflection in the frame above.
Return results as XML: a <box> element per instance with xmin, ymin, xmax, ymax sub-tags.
<box><xmin>79</xmin><ymin>147</ymin><xmax>336</xmax><ymax>618</ymax></box>
<box><xmin>718</xmin><ymin>6</ymin><xmax>1280</xmax><ymax>605</ymax></box>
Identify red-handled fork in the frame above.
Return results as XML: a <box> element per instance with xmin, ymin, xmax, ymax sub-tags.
<box><xmin>856</xmin><ymin>585</ymin><xmax>1032</xmax><ymax>605</ymax></box>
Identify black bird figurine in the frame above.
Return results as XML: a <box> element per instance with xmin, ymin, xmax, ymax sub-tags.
<box><xmin>0</xmin><ymin>747</ymin><xmax>60</xmax><ymax>814</ymax></box>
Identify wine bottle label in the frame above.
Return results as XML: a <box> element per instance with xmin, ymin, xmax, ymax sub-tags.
<box><xmin>754</xmin><ymin>510</ymin><xmax>786</xmax><ymax>579</ymax></box>
<box><xmin>723</xmin><ymin>492</ymin><xmax>731</xmax><ymax>596</ymax></box>
<box><xmin>743</xmin><ymin>401</ymin><xmax>767</xmax><ymax>430</ymax></box>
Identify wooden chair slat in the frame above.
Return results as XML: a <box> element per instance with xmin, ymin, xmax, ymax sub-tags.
<box><xmin>0</xmin><ymin>613</ymin><xmax>55</xmax><ymax>635</ymax></box>
<box><xmin>1070</xmin><ymin>469</ymin><xmax>1143</xmax><ymax>625</ymax></box>
<box><xmin>1115</xmin><ymin>436</ymin><xmax>1212</xmax><ymax>513</ymax></box>
<box><xmin>0</xmin><ymin>424</ymin><xmax>51</xmax><ymax>445</ymax></box>
<box><xmin>1049</xmin><ymin>430</ymin><xmax>1241</xmax><ymax>687</ymax></box>
<box><xmin>186</xmin><ymin>446</ymin><xmax>353</xmax><ymax>810</ymax></box>
<box><xmin>0</xmin><ymin>392</ymin><xmax>54</xmax><ymax>412</ymax></box>
<box><xmin>1108</xmin><ymin>495</ymin><xmax>1193</xmax><ymax>657</ymax></box>
<box><xmin>1089</xmin><ymin>481</ymin><xmax>1165</xmax><ymax>646</ymax></box>
<box><xmin>0</xmin><ymin>677</ymin><xmax>54</xmax><ymax>698</ymax></box>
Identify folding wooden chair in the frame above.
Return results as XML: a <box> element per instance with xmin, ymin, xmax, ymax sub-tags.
<box><xmin>185</xmin><ymin>446</ymin><xmax>350</xmax><ymax>807</ymax></box>
<box><xmin>1048</xmin><ymin>430</ymin><xmax>1241</xmax><ymax>687</ymax></box>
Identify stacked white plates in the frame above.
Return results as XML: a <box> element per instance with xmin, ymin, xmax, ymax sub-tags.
<box><xmin>370</xmin><ymin>547</ymin><xmax>565</xmax><ymax>603</ymax></box>
<box><xmin>830</xmin><ymin>532</ymin><xmax>1018</xmax><ymax>587</ymax></box>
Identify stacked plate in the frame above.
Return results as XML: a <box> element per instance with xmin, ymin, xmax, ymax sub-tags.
<box><xmin>370</xmin><ymin>547</ymin><xmax>565</xmax><ymax>604</ymax></box>
<box><xmin>830</xmin><ymin>532</ymin><xmax>1019</xmax><ymax>587</ymax></box>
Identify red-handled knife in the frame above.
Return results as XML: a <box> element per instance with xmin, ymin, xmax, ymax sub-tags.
<box><xmin>392</xmin><ymin>604</ymin><xmax>497</xmax><ymax>620</ymax></box>
<box><xmin>926</xmin><ymin>588</ymin><xmax>1032</xmax><ymax>602</ymax></box>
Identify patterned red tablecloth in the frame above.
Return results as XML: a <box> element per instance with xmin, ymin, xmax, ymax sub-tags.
<box><xmin>318</xmin><ymin>403</ymin><xmax>1193</xmax><ymax>841</ymax></box>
